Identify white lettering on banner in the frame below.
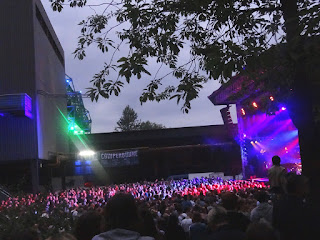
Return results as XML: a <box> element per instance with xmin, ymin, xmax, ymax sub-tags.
<box><xmin>100</xmin><ymin>150</ymin><xmax>138</xmax><ymax>160</ymax></box>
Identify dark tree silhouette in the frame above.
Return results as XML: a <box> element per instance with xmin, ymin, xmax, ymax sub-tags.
<box><xmin>115</xmin><ymin>105</ymin><xmax>165</xmax><ymax>131</ymax></box>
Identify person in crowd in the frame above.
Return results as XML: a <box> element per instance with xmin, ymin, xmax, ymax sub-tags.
<box><xmin>220</xmin><ymin>192</ymin><xmax>251</xmax><ymax>232</ymax></box>
<box><xmin>189</xmin><ymin>211</ymin><xmax>207</xmax><ymax>240</ymax></box>
<box><xmin>196</xmin><ymin>192</ymin><xmax>206</xmax><ymax>207</ymax></box>
<box><xmin>138</xmin><ymin>207</ymin><xmax>165</xmax><ymax>240</ymax></box>
<box><xmin>4</xmin><ymin>229</ymin><xmax>40</xmax><ymax>240</ymax></box>
<box><xmin>180</xmin><ymin>207</ymin><xmax>193</xmax><ymax>233</ymax></box>
<box><xmin>92</xmin><ymin>192</ymin><xmax>154</xmax><ymax>240</ymax></box>
<box><xmin>245</xmin><ymin>222</ymin><xmax>279</xmax><ymax>240</ymax></box>
<box><xmin>267</xmin><ymin>156</ymin><xmax>286</xmax><ymax>194</ymax></box>
<box><xmin>46</xmin><ymin>233</ymin><xmax>77</xmax><ymax>240</ymax></box>
<box><xmin>164</xmin><ymin>214</ymin><xmax>187</xmax><ymax>240</ymax></box>
<box><xmin>273</xmin><ymin>173</ymin><xmax>315</xmax><ymax>240</ymax></box>
<box><xmin>181</xmin><ymin>194</ymin><xmax>193</xmax><ymax>212</ymax></box>
<box><xmin>206</xmin><ymin>205</ymin><xmax>246</xmax><ymax>240</ymax></box>
<box><xmin>250</xmin><ymin>190</ymin><xmax>273</xmax><ymax>224</ymax></box>
<box><xmin>74</xmin><ymin>210</ymin><xmax>104</xmax><ymax>240</ymax></box>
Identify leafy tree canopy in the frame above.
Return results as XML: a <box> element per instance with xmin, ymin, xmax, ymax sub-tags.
<box><xmin>115</xmin><ymin>105</ymin><xmax>139</xmax><ymax>131</ymax></box>
<box><xmin>49</xmin><ymin>0</ymin><xmax>320</xmax><ymax>113</ymax></box>
<box><xmin>139</xmin><ymin>120</ymin><xmax>165</xmax><ymax>130</ymax></box>
<box><xmin>115</xmin><ymin>105</ymin><xmax>165</xmax><ymax>131</ymax></box>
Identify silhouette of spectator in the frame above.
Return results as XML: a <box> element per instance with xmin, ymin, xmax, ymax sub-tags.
<box><xmin>5</xmin><ymin>229</ymin><xmax>40</xmax><ymax>240</ymax></box>
<box><xmin>246</xmin><ymin>222</ymin><xmax>278</xmax><ymax>240</ymax></box>
<box><xmin>181</xmin><ymin>194</ymin><xmax>192</xmax><ymax>212</ymax></box>
<box><xmin>221</xmin><ymin>192</ymin><xmax>251</xmax><ymax>232</ymax></box>
<box><xmin>74</xmin><ymin>211</ymin><xmax>103</xmax><ymax>240</ymax></box>
<box><xmin>180</xmin><ymin>208</ymin><xmax>193</xmax><ymax>233</ymax></box>
<box><xmin>92</xmin><ymin>192</ymin><xmax>154</xmax><ymax>240</ymax></box>
<box><xmin>250</xmin><ymin>190</ymin><xmax>273</xmax><ymax>224</ymax></box>
<box><xmin>206</xmin><ymin>205</ymin><xmax>246</xmax><ymax>240</ymax></box>
<box><xmin>46</xmin><ymin>233</ymin><xmax>77</xmax><ymax>240</ymax></box>
<box><xmin>268</xmin><ymin>156</ymin><xmax>286</xmax><ymax>194</ymax></box>
<box><xmin>189</xmin><ymin>211</ymin><xmax>207</xmax><ymax>240</ymax></box>
<box><xmin>139</xmin><ymin>207</ymin><xmax>164</xmax><ymax>240</ymax></box>
<box><xmin>165</xmin><ymin>214</ymin><xmax>187</xmax><ymax>240</ymax></box>
<box><xmin>273</xmin><ymin>174</ymin><xmax>313</xmax><ymax>240</ymax></box>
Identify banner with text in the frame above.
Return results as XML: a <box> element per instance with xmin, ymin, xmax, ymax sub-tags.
<box><xmin>99</xmin><ymin>149</ymin><xmax>139</xmax><ymax>167</ymax></box>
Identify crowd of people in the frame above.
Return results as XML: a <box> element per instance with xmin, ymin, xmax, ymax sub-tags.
<box><xmin>0</xmin><ymin>157</ymin><xmax>317</xmax><ymax>240</ymax></box>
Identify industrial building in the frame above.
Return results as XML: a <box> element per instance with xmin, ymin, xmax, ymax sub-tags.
<box><xmin>0</xmin><ymin>0</ymin><xmax>69</xmax><ymax>192</ymax></box>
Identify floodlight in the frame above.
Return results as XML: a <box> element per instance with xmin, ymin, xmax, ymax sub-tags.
<box><xmin>252</xmin><ymin>102</ymin><xmax>258</xmax><ymax>108</ymax></box>
<box><xmin>79</xmin><ymin>150</ymin><xmax>95</xmax><ymax>156</ymax></box>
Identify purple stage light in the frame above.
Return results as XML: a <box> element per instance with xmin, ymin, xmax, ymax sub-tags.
<box><xmin>238</xmin><ymin>103</ymin><xmax>301</xmax><ymax>178</ymax></box>
<box><xmin>24</xmin><ymin>94</ymin><xmax>33</xmax><ymax>119</ymax></box>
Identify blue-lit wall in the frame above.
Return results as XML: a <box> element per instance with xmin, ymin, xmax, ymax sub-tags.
<box><xmin>0</xmin><ymin>0</ymin><xmax>38</xmax><ymax>161</ymax></box>
<box><xmin>0</xmin><ymin>0</ymin><xmax>68</xmax><ymax>162</ymax></box>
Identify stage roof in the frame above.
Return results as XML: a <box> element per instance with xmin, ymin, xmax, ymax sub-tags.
<box><xmin>71</xmin><ymin>124</ymin><xmax>238</xmax><ymax>152</ymax></box>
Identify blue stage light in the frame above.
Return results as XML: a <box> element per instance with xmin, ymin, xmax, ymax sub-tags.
<box><xmin>75</xmin><ymin>160</ymin><xmax>81</xmax><ymax>166</ymax></box>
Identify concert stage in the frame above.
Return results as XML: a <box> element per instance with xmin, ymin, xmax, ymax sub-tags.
<box><xmin>209</xmin><ymin>76</ymin><xmax>302</xmax><ymax>179</ymax></box>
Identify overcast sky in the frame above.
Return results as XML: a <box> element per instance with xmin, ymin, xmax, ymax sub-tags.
<box><xmin>41</xmin><ymin>0</ymin><xmax>237</xmax><ymax>133</ymax></box>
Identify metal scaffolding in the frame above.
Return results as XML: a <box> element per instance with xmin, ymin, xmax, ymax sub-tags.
<box><xmin>66</xmin><ymin>75</ymin><xmax>91</xmax><ymax>134</ymax></box>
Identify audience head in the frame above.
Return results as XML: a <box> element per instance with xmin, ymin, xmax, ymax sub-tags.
<box><xmin>221</xmin><ymin>192</ymin><xmax>238</xmax><ymax>211</ymax></box>
<box><xmin>167</xmin><ymin>213</ymin><xmax>179</xmax><ymax>228</ymax></box>
<box><xmin>74</xmin><ymin>210</ymin><xmax>103</xmax><ymax>240</ymax></box>
<box><xmin>103</xmin><ymin>192</ymin><xmax>139</xmax><ymax>231</ymax></box>
<box><xmin>46</xmin><ymin>233</ymin><xmax>77</xmax><ymax>240</ymax></box>
<box><xmin>246</xmin><ymin>222</ymin><xmax>278</xmax><ymax>240</ymax></box>
<box><xmin>192</xmin><ymin>211</ymin><xmax>203</xmax><ymax>223</ymax></box>
<box><xmin>6</xmin><ymin>229</ymin><xmax>40</xmax><ymax>240</ymax></box>
<box><xmin>271</xmin><ymin>156</ymin><xmax>281</xmax><ymax>166</ymax></box>
<box><xmin>207</xmin><ymin>205</ymin><xmax>228</xmax><ymax>230</ymax></box>
<box><xmin>254</xmin><ymin>190</ymin><xmax>269</xmax><ymax>203</ymax></box>
<box><xmin>138</xmin><ymin>207</ymin><xmax>158</xmax><ymax>238</ymax></box>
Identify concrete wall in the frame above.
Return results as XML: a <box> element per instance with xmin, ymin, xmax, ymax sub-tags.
<box><xmin>34</xmin><ymin>0</ymin><xmax>68</xmax><ymax>160</ymax></box>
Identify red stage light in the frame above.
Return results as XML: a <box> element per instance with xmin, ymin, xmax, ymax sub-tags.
<box><xmin>252</xmin><ymin>102</ymin><xmax>258</xmax><ymax>108</ymax></box>
<box><xmin>269</xmin><ymin>96</ymin><xmax>274</xmax><ymax>101</ymax></box>
<box><xmin>241</xmin><ymin>108</ymin><xmax>246</xmax><ymax>115</ymax></box>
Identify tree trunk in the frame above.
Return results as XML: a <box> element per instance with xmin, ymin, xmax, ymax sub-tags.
<box><xmin>281</xmin><ymin>0</ymin><xmax>320</xmax><ymax>203</ymax></box>
<box><xmin>287</xmin><ymin>65</ymin><xmax>320</xmax><ymax>202</ymax></box>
